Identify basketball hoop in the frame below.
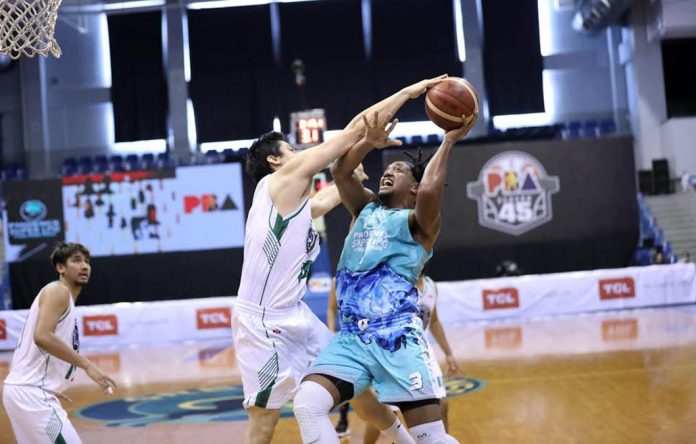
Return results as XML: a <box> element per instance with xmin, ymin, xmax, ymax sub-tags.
<box><xmin>0</xmin><ymin>0</ymin><xmax>62</xmax><ymax>59</ymax></box>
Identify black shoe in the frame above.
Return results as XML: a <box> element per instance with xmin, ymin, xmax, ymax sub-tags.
<box><xmin>335</xmin><ymin>421</ymin><xmax>350</xmax><ymax>438</ymax></box>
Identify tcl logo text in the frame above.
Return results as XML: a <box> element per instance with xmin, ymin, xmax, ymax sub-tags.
<box><xmin>599</xmin><ymin>278</ymin><xmax>635</xmax><ymax>300</ymax></box>
<box><xmin>483</xmin><ymin>288</ymin><xmax>519</xmax><ymax>310</ymax></box>
<box><xmin>485</xmin><ymin>326</ymin><xmax>522</xmax><ymax>349</ymax></box>
<box><xmin>197</xmin><ymin>307</ymin><xmax>231</xmax><ymax>329</ymax></box>
<box><xmin>83</xmin><ymin>315</ymin><xmax>119</xmax><ymax>336</ymax></box>
<box><xmin>602</xmin><ymin>319</ymin><xmax>638</xmax><ymax>342</ymax></box>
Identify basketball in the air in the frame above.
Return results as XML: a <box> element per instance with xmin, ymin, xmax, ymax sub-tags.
<box><xmin>425</xmin><ymin>77</ymin><xmax>479</xmax><ymax>131</ymax></box>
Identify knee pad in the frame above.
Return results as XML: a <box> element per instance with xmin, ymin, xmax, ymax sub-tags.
<box><xmin>409</xmin><ymin>420</ymin><xmax>459</xmax><ymax>444</ymax></box>
<box><xmin>293</xmin><ymin>381</ymin><xmax>336</xmax><ymax>443</ymax></box>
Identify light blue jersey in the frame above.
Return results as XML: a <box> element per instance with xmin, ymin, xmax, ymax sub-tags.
<box><xmin>335</xmin><ymin>202</ymin><xmax>432</xmax><ymax>352</ymax></box>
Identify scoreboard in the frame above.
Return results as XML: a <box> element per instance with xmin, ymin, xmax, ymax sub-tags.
<box><xmin>290</xmin><ymin>109</ymin><xmax>326</xmax><ymax>148</ymax></box>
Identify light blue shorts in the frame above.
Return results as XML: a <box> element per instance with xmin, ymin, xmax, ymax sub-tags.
<box><xmin>309</xmin><ymin>327</ymin><xmax>444</xmax><ymax>403</ymax></box>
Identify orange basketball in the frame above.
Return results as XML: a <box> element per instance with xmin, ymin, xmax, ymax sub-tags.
<box><xmin>425</xmin><ymin>77</ymin><xmax>479</xmax><ymax>131</ymax></box>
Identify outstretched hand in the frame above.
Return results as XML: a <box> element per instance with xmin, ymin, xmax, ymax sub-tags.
<box><xmin>404</xmin><ymin>74</ymin><xmax>448</xmax><ymax>99</ymax></box>
<box><xmin>445</xmin><ymin>113</ymin><xmax>476</xmax><ymax>143</ymax></box>
<box><xmin>361</xmin><ymin>111</ymin><xmax>402</xmax><ymax>149</ymax></box>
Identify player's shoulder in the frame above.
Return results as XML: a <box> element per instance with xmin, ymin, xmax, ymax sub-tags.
<box><xmin>41</xmin><ymin>282</ymin><xmax>71</xmax><ymax>304</ymax></box>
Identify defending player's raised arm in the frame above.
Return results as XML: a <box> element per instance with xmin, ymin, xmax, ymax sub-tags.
<box><xmin>332</xmin><ymin>112</ymin><xmax>401</xmax><ymax>218</ymax></box>
<box><xmin>310</xmin><ymin>164</ymin><xmax>369</xmax><ymax>219</ymax></box>
<box><xmin>343</xmin><ymin>75</ymin><xmax>448</xmax><ymax>131</ymax></box>
<box><xmin>274</xmin><ymin>125</ymin><xmax>364</xmax><ymax>185</ymax></box>
<box><xmin>413</xmin><ymin>116</ymin><xmax>473</xmax><ymax>250</ymax></box>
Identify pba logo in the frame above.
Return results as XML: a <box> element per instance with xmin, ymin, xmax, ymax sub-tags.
<box><xmin>0</xmin><ymin>319</ymin><xmax>6</xmax><ymax>340</ymax></box>
<box><xmin>83</xmin><ymin>315</ymin><xmax>119</xmax><ymax>336</ymax></box>
<box><xmin>483</xmin><ymin>288</ymin><xmax>520</xmax><ymax>310</ymax></box>
<box><xmin>599</xmin><ymin>277</ymin><xmax>635</xmax><ymax>300</ymax></box>
<box><xmin>467</xmin><ymin>151</ymin><xmax>560</xmax><ymax>236</ymax></box>
<box><xmin>602</xmin><ymin>318</ymin><xmax>638</xmax><ymax>342</ymax></box>
<box><xmin>74</xmin><ymin>376</ymin><xmax>485</xmax><ymax>427</ymax></box>
<box><xmin>184</xmin><ymin>194</ymin><xmax>237</xmax><ymax>214</ymax></box>
<box><xmin>197</xmin><ymin>307</ymin><xmax>232</xmax><ymax>330</ymax></box>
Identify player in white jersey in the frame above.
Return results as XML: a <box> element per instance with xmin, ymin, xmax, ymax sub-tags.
<box><xmin>3</xmin><ymin>242</ymin><xmax>117</xmax><ymax>444</ymax></box>
<box><xmin>363</xmin><ymin>273</ymin><xmax>461</xmax><ymax>443</ymax></box>
<box><xmin>234</xmin><ymin>76</ymin><xmax>446</xmax><ymax>444</ymax></box>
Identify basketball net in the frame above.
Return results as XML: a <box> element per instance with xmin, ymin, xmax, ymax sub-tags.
<box><xmin>0</xmin><ymin>0</ymin><xmax>62</xmax><ymax>59</ymax></box>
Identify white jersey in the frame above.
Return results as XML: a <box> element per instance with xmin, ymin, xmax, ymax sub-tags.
<box><xmin>416</xmin><ymin>276</ymin><xmax>438</xmax><ymax>329</ymax></box>
<box><xmin>4</xmin><ymin>282</ymin><xmax>79</xmax><ymax>393</ymax></box>
<box><xmin>237</xmin><ymin>175</ymin><xmax>320</xmax><ymax>309</ymax></box>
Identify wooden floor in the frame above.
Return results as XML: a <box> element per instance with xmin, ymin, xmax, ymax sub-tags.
<box><xmin>2</xmin><ymin>305</ymin><xmax>696</xmax><ymax>443</ymax></box>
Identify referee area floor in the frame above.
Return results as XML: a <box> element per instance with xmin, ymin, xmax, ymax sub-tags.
<box><xmin>2</xmin><ymin>305</ymin><xmax>696</xmax><ymax>443</ymax></box>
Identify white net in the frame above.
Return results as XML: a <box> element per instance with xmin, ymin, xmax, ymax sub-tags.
<box><xmin>0</xmin><ymin>0</ymin><xmax>62</xmax><ymax>59</ymax></box>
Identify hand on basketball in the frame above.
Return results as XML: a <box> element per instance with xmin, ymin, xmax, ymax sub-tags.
<box><xmin>361</xmin><ymin>111</ymin><xmax>401</xmax><ymax>149</ymax></box>
<box><xmin>354</xmin><ymin>164</ymin><xmax>369</xmax><ymax>182</ymax></box>
<box><xmin>445</xmin><ymin>354</ymin><xmax>461</xmax><ymax>376</ymax></box>
<box><xmin>86</xmin><ymin>363</ymin><xmax>118</xmax><ymax>396</ymax></box>
<box><xmin>445</xmin><ymin>114</ymin><xmax>475</xmax><ymax>143</ymax></box>
<box><xmin>404</xmin><ymin>74</ymin><xmax>448</xmax><ymax>99</ymax></box>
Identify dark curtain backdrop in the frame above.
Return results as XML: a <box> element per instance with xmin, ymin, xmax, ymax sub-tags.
<box><xmin>662</xmin><ymin>38</ymin><xmax>696</xmax><ymax>118</ymax></box>
<box><xmin>188</xmin><ymin>0</ymin><xmax>463</xmax><ymax>141</ymax></box>
<box><xmin>371</xmin><ymin>0</ymin><xmax>464</xmax><ymax>122</ymax></box>
<box><xmin>188</xmin><ymin>5</ymin><xmax>275</xmax><ymax>142</ymax></box>
<box><xmin>108</xmin><ymin>12</ymin><xmax>168</xmax><ymax>142</ymax></box>
<box><xmin>482</xmin><ymin>0</ymin><xmax>544</xmax><ymax>116</ymax></box>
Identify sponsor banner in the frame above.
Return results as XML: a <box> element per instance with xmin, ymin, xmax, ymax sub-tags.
<box><xmin>83</xmin><ymin>315</ymin><xmax>119</xmax><ymax>336</ymax></box>
<box><xmin>0</xmin><ymin>310</ymin><xmax>31</xmax><ymax>351</ymax></box>
<box><xmin>482</xmin><ymin>288</ymin><xmax>519</xmax><ymax>310</ymax></box>
<box><xmin>601</xmin><ymin>318</ymin><xmax>638</xmax><ymax>342</ymax></box>
<box><xmin>484</xmin><ymin>326</ymin><xmax>522</xmax><ymax>350</ymax></box>
<box><xmin>437</xmin><ymin>263</ymin><xmax>696</xmax><ymax>323</ymax></box>
<box><xmin>431</xmin><ymin>307</ymin><xmax>696</xmax><ymax>361</ymax></box>
<box><xmin>0</xmin><ymin>297</ymin><xmax>236</xmax><ymax>350</ymax></box>
<box><xmin>196</xmin><ymin>307</ymin><xmax>232</xmax><ymax>330</ymax></box>
<box><xmin>62</xmin><ymin>164</ymin><xmax>245</xmax><ymax>257</ymax></box>
<box><xmin>2</xmin><ymin>179</ymin><xmax>65</xmax><ymax>262</ymax></box>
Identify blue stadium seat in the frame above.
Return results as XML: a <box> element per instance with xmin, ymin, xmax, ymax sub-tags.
<box><xmin>157</xmin><ymin>152</ymin><xmax>175</xmax><ymax>169</ymax></box>
<box><xmin>565</xmin><ymin>121</ymin><xmax>582</xmax><ymax>139</ymax></box>
<box><xmin>205</xmin><ymin>150</ymin><xmax>221</xmax><ymax>164</ymax></box>
<box><xmin>141</xmin><ymin>153</ymin><xmax>155</xmax><ymax>170</ymax></box>
<box><xmin>599</xmin><ymin>118</ymin><xmax>616</xmax><ymax>135</ymax></box>
<box><xmin>411</xmin><ymin>135</ymin><xmax>424</xmax><ymax>145</ymax></box>
<box><xmin>3</xmin><ymin>164</ymin><xmax>19</xmax><ymax>180</ymax></box>
<box><xmin>583</xmin><ymin>120</ymin><xmax>599</xmax><ymax>138</ymax></box>
<box><xmin>125</xmin><ymin>154</ymin><xmax>139</xmax><ymax>171</ymax></box>
<box><xmin>94</xmin><ymin>155</ymin><xmax>109</xmax><ymax>173</ymax></box>
<box><xmin>109</xmin><ymin>155</ymin><xmax>125</xmax><ymax>172</ymax></box>
<box><xmin>78</xmin><ymin>156</ymin><xmax>93</xmax><ymax>175</ymax></box>
<box><xmin>62</xmin><ymin>157</ymin><xmax>78</xmax><ymax>177</ymax></box>
<box><xmin>426</xmin><ymin>134</ymin><xmax>441</xmax><ymax>145</ymax></box>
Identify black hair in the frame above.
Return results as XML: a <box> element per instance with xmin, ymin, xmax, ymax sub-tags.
<box><xmin>403</xmin><ymin>148</ymin><xmax>434</xmax><ymax>183</ymax></box>
<box><xmin>50</xmin><ymin>242</ymin><xmax>90</xmax><ymax>269</ymax></box>
<box><xmin>245</xmin><ymin>131</ymin><xmax>285</xmax><ymax>183</ymax></box>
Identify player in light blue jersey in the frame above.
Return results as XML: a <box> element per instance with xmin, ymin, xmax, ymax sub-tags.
<box><xmin>293</xmin><ymin>100</ymin><xmax>477</xmax><ymax>443</ymax></box>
